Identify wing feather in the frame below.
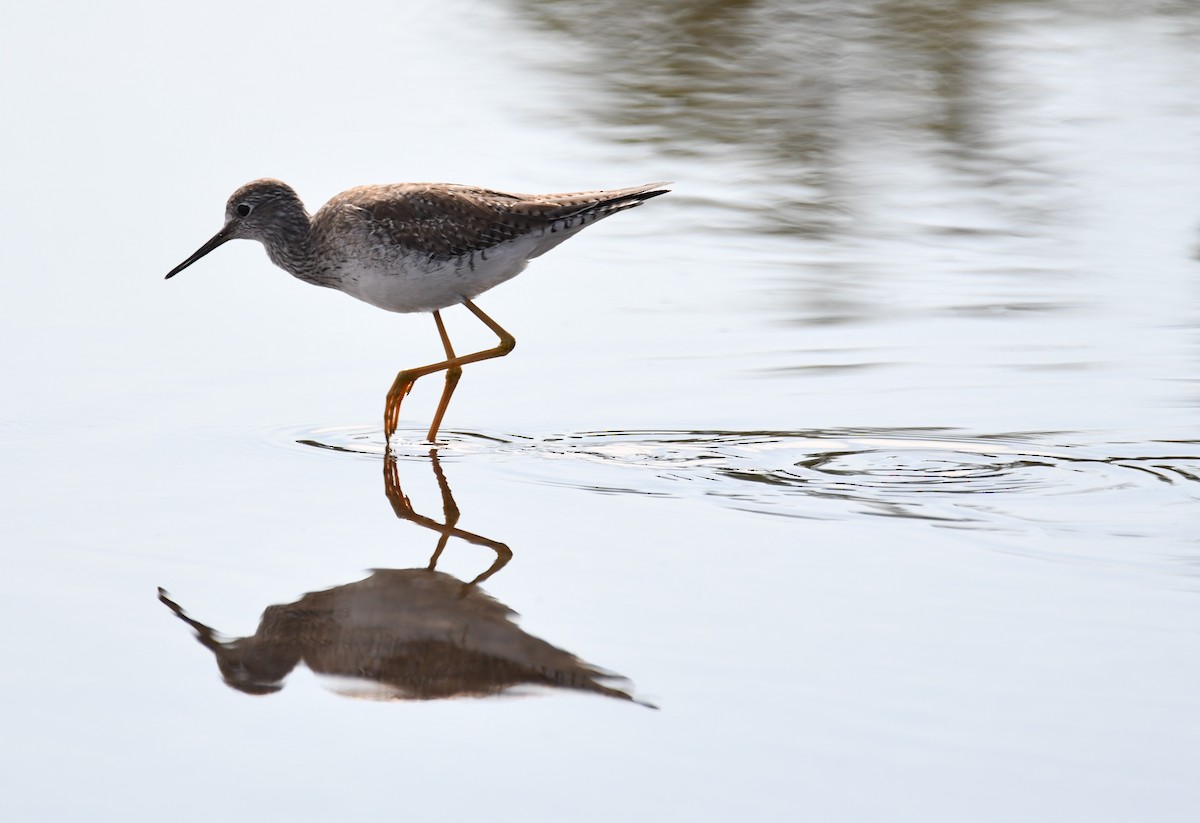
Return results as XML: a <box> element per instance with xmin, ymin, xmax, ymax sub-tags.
<box><xmin>317</xmin><ymin>183</ymin><xmax>669</xmax><ymax>259</ymax></box>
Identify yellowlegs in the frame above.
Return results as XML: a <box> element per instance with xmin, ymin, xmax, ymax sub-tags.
<box><xmin>166</xmin><ymin>178</ymin><xmax>669</xmax><ymax>443</ymax></box>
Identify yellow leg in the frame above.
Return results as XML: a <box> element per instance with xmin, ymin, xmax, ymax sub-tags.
<box><xmin>426</xmin><ymin>311</ymin><xmax>463</xmax><ymax>443</ymax></box>
<box><xmin>383</xmin><ymin>299</ymin><xmax>517</xmax><ymax>444</ymax></box>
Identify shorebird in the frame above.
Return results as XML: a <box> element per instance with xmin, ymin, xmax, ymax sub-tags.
<box><xmin>166</xmin><ymin>178</ymin><xmax>669</xmax><ymax>443</ymax></box>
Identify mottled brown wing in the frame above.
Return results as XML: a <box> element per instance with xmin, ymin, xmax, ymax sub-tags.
<box><xmin>329</xmin><ymin>183</ymin><xmax>669</xmax><ymax>259</ymax></box>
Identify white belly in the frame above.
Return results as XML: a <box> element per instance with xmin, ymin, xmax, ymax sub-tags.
<box><xmin>334</xmin><ymin>239</ymin><xmax>535</xmax><ymax>313</ymax></box>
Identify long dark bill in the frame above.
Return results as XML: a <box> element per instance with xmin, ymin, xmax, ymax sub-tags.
<box><xmin>165</xmin><ymin>224</ymin><xmax>234</xmax><ymax>279</ymax></box>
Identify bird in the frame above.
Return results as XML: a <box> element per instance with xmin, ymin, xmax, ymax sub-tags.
<box><xmin>166</xmin><ymin>178</ymin><xmax>670</xmax><ymax>443</ymax></box>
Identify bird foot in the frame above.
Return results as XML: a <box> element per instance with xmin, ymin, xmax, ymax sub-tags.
<box><xmin>384</xmin><ymin>371</ymin><xmax>418</xmax><ymax>441</ymax></box>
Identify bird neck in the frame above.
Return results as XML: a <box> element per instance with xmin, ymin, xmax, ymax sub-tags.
<box><xmin>261</xmin><ymin>208</ymin><xmax>317</xmax><ymax>279</ymax></box>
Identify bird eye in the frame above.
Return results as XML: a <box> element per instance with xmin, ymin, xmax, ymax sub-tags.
<box><xmin>236</xmin><ymin>203</ymin><xmax>252</xmax><ymax>217</ymax></box>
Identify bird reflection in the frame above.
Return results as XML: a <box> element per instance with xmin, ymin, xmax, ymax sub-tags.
<box><xmin>159</xmin><ymin>452</ymin><xmax>649</xmax><ymax>706</ymax></box>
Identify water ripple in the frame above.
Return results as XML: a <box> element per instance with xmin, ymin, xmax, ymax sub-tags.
<box><xmin>282</xmin><ymin>426</ymin><xmax>1200</xmax><ymax>547</ymax></box>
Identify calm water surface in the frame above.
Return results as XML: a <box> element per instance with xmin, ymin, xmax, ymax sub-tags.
<box><xmin>1</xmin><ymin>1</ymin><xmax>1198</xmax><ymax>821</ymax></box>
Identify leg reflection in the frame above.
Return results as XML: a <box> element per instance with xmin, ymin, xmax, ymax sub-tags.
<box><xmin>383</xmin><ymin>449</ymin><xmax>512</xmax><ymax>589</ymax></box>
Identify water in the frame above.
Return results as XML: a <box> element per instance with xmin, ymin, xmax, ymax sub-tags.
<box><xmin>2</xmin><ymin>1</ymin><xmax>1199</xmax><ymax>821</ymax></box>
